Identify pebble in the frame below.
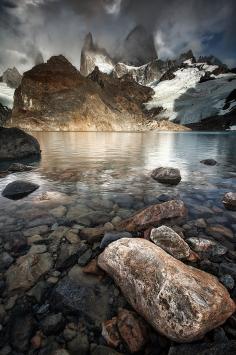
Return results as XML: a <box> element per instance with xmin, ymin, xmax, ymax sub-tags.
<box><xmin>78</xmin><ymin>249</ymin><xmax>93</xmax><ymax>266</ymax></box>
<box><xmin>219</xmin><ymin>274</ymin><xmax>235</xmax><ymax>290</ymax></box>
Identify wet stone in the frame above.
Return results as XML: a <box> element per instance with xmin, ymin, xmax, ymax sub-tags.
<box><xmin>0</xmin><ymin>252</ymin><xmax>14</xmax><ymax>271</ymax></box>
<box><xmin>40</xmin><ymin>313</ymin><xmax>65</xmax><ymax>335</ymax></box>
<box><xmin>100</xmin><ymin>231</ymin><xmax>133</xmax><ymax>250</ymax></box>
<box><xmin>77</xmin><ymin>248</ymin><xmax>93</xmax><ymax>266</ymax></box>
<box><xmin>219</xmin><ymin>275</ymin><xmax>235</xmax><ymax>290</ymax></box>
<box><xmin>200</xmin><ymin>159</ymin><xmax>217</xmax><ymax>166</ymax></box>
<box><xmin>2</xmin><ymin>180</ymin><xmax>39</xmax><ymax>200</ymax></box>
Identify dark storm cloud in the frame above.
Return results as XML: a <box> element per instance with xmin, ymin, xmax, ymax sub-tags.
<box><xmin>0</xmin><ymin>0</ymin><xmax>235</xmax><ymax>73</ymax></box>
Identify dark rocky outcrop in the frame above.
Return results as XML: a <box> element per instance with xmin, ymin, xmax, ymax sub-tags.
<box><xmin>0</xmin><ymin>103</ymin><xmax>11</xmax><ymax>126</ymax></box>
<box><xmin>0</xmin><ymin>127</ymin><xmax>41</xmax><ymax>159</ymax></box>
<box><xmin>9</xmin><ymin>55</ymin><xmax>187</xmax><ymax>132</ymax></box>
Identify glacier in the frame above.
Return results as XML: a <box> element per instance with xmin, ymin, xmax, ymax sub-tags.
<box><xmin>145</xmin><ymin>63</ymin><xmax>236</xmax><ymax>124</ymax></box>
<box><xmin>0</xmin><ymin>83</ymin><xmax>15</xmax><ymax>108</ymax></box>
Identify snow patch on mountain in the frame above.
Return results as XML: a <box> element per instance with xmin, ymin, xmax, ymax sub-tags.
<box><xmin>145</xmin><ymin>64</ymin><xmax>236</xmax><ymax>125</ymax></box>
<box><xmin>0</xmin><ymin>83</ymin><xmax>15</xmax><ymax>108</ymax></box>
<box><xmin>93</xmin><ymin>54</ymin><xmax>114</xmax><ymax>74</ymax></box>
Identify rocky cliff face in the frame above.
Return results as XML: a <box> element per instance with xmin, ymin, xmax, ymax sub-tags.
<box><xmin>0</xmin><ymin>103</ymin><xmax>11</xmax><ymax>127</ymax></box>
<box><xmin>120</xmin><ymin>25</ymin><xmax>157</xmax><ymax>66</ymax></box>
<box><xmin>9</xmin><ymin>55</ymin><xmax>188</xmax><ymax>132</ymax></box>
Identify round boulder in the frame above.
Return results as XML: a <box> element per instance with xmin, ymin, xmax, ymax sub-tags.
<box><xmin>0</xmin><ymin>127</ymin><xmax>41</xmax><ymax>160</ymax></box>
<box><xmin>222</xmin><ymin>192</ymin><xmax>236</xmax><ymax>211</ymax></box>
<box><xmin>151</xmin><ymin>167</ymin><xmax>181</xmax><ymax>185</ymax></box>
<box><xmin>2</xmin><ymin>180</ymin><xmax>39</xmax><ymax>200</ymax></box>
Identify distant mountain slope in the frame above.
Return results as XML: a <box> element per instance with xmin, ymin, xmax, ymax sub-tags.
<box><xmin>145</xmin><ymin>60</ymin><xmax>236</xmax><ymax>127</ymax></box>
<box><xmin>9</xmin><ymin>55</ymin><xmax>188</xmax><ymax>132</ymax></box>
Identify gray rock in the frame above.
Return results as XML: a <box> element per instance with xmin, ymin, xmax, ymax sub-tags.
<box><xmin>78</xmin><ymin>249</ymin><xmax>92</xmax><ymax>266</ymax></box>
<box><xmin>219</xmin><ymin>275</ymin><xmax>235</xmax><ymax>290</ymax></box>
<box><xmin>100</xmin><ymin>231</ymin><xmax>132</xmax><ymax>250</ymax></box>
<box><xmin>113</xmin><ymin>194</ymin><xmax>135</xmax><ymax>209</ymax></box>
<box><xmin>150</xmin><ymin>226</ymin><xmax>191</xmax><ymax>260</ymax></box>
<box><xmin>91</xmin><ymin>345</ymin><xmax>123</xmax><ymax>355</ymax></box>
<box><xmin>52</xmin><ymin>274</ymin><xmax>111</xmax><ymax>327</ymax></box>
<box><xmin>2</xmin><ymin>180</ymin><xmax>39</xmax><ymax>200</ymax></box>
<box><xmin>223</xmin><ymin>192</ymin><xmax>236</xmax><ymax>211</ymax></box>
<box><xmin>23</xmin><ymin>225</ymin><xmax>49</xmax><ymax>237</ymax></box>
<box><xmin>40</xmin><ymin>313</ymin><xmax>65</xmax><ymax>335</ymax></box>
<box><xmin>187</xmin><ymin>237</ymin><xmax>227</xmax><ymax>257</ymax></box>
<box><xmin>10</xmin><ymin>314</ymin><xmax>35</xmax><ymax>352</ymax></box>
<box><xmin>168</xmin><ymin>341</ymin><xmax>236</xmax><ymax>355</ymax></box>
<box><xmin>151</xmin><ymin>167</ymin><xmax>181</xmax><ymax>185</ymax></box>
<box><xmin>220</xmin><ymin>263</ymin><xmax>236</xmax><ymax>280</ymax></box>
<box><xmin>67</xmin><ymin>333</ymin><xmax>89</xmax><ymax>355</ymax></box>
<box><xmin>0</xmin><ymin>252</ymin><xmax>14</xmax><ymax>271</ymax></box>
<box><xmin>200</xmin><ymin>159</ymin><xmax>217</xmax><ymax>166</ymax></box>
<box><xmin>0</xmin><ymin>127</ymin><xmax>40</xmax><ymax>160</ymax></box>
<box><xmin>6</xmin><ymin>252</ymin><xmax>53</xmax><ymax>291</ymax></box>
<box><xmin>29</xmin><ymin>244</ymin><xmax>47</xmax><ymax>254</ymax></box>
<box><xmin>56</xmin><ymin>243</ymin><xmax>81</xmax><ymax>270</ymax></box>
<box><xmin>7</xmin><ymin>163</ymin><xmax>33</xmax><ymax>172</ymax></box>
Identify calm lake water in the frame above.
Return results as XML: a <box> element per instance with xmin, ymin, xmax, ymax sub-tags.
<box><xmin>0</xmin><ymin>131</ymin><xmax>236</xmax><ymax>236</ymax></box>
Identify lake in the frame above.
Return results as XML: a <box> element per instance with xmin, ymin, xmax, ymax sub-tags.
<box><xmin>0</xmin><ymin>131</ymin><xmax>236</xmax><ymax>237</ymax></box>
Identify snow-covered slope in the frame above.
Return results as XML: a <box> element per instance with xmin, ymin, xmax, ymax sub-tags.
<box><xmin>145</xmin><ymin>62</ymin><xmax>236</xmax><ymax>125</ymax></box>
<box><xmin>0</xmin><ymin>83</ymin><xmax>15</xmax><ymax>108</ymax></box>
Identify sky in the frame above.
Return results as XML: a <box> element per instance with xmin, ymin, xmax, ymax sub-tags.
<box><xmin>0</xmin><ymin>0</ymin><xmax>236</xmax><ymax>73</ymax></box>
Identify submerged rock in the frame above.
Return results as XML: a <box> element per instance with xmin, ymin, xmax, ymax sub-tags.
<box><xmin>151</xmin><ymin>167</ymin><xmax>181</xmax><ymax>185</ymax></box>
<box><xmin>150</xmin><ymin>226</ymin><xmax>191</xmax><ymax>260</ymax></box>
<box><xmin>6</xmin><ymin>252</ymin><xmax>53</xmax><ymax>291</ymax></box>
<box><xmin>98</xmin><ymin>238</ymin><xmax>235</xmax><ymax>342</ymax></box>
<box><xmin>100</xmin><ymin>231</ymin><xmax>133</xmax><ymax>249</ymax></box>
<box><xmin>2</xmin><ymin>180</ymin><xmax>39</xmax><ymax>200</ymax></box>
<box><xmin>8</xmin><ymin>162</ymin><xmax>33</xmax><ymax>172</ymax></box>
<box><xmin>118</xmin><ymin>200</ymin><xmax>187</xmax><ymax>232</ymax></box>
<box><xmin>168</xmin><ymin>341</ymin><xmax>236</xmax><ymax>355</ymax></box>
<box><xmin>200</xmin><ymin>159</ymin><xmax>217</xmax><ymax>166</ymax></box>
<box><xmin>52</xmin><ymin>267</ymin><xmax>111</xmax><ymax>327</ymax></box>
<box><xmin>223</xmin><ymin>192</ymin><xmax>236</xmax><ymax>211</ymax></box>
<box><xmin>0</xmin><ymin>127</ymin><xmax>40</xmax><ymax>160</ymax></box>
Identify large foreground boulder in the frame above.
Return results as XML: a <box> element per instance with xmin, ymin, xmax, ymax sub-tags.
<box><xmin>98</xmin><ymin>238</ymin><xmax>235</xmax><ymax>342</ymax></box>
<box><xmin>118</xmin><ymin>200</ymin><xmax>187</xmax><ymax>232</ymax></box>
<box><xmin>0</xmin><ymin>127</ymin><xmax>40</xmax><ymax>160</ymax></box>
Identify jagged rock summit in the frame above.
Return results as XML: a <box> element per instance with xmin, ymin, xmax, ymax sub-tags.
<box><xmin>9</xmin><ymin>55</ymin><xmax>188</xmax><ymax>132</ymax></box>
<box><xmin>0</xmin><ymin>67</ymin><xmax>22</xmax><ymax>88</ymax></box>
<box><xmin>120</xmin><ymin>25</ymin><xmax>157</xmax><ymax>66</ymax></box>
<box><xmin>80</xmin><ymin>33</ymin><xmax>115</xmax><ymax>77</ymax></box>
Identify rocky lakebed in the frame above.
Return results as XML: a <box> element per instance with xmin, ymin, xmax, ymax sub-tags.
<box><xmin>0</xmin><ymin>129</ymin><xmax>236</xmax><ymax>355</ymax></box>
